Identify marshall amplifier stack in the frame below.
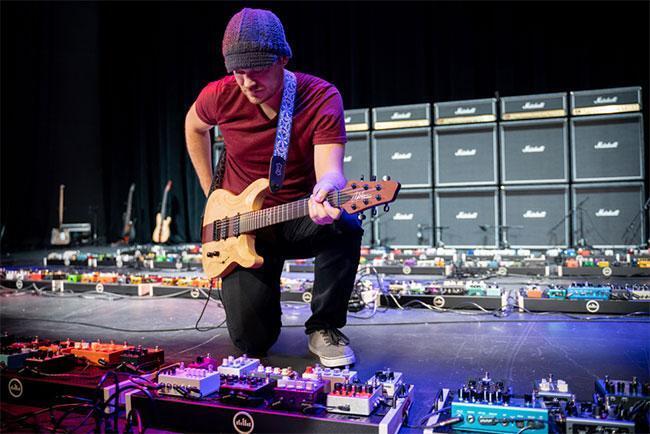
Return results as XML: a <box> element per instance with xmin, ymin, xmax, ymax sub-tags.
<box><xmin>343</xmin><ymin>108</ymin><xmax>373</xmax><ymax>246</ymax></box>
<box><xmin>372</xmin><ymin>103</ymin><xmax>434</xmax><ymax>247</ymax></box>
<box><xmin>569</xmin><ymin>86</ymin><xmax>646</xmax><ymax>247</ymax></box>
<box><xmin>209</xmin><ymin>85</ymin><xmax>649</xmax><ymax>251</ymax></box>
<box><xmin>498</xmin><ymin>92</ymin><xmax>570</xmax><ymax>248</ymax></box>
<box><xmin>433</xmin><ymin>98</ymin><xmax>499</xmax><ymax>247</ymax></box>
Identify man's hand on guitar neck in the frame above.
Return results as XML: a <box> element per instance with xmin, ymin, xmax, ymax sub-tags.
<box><xmin>309</xmin><ymin>180</ymin><xmax>342</xmax><ymax>225</ymax></box>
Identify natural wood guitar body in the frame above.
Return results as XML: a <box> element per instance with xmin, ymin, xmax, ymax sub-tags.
<box><xmin>201</xmin><ymin>178</ymin><xmax>267</xmax><ymax>279</ymax></box>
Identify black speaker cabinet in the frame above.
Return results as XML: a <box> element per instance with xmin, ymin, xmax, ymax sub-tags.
<box><xmin>344</xmin><ymin>132</ymin><xmax>371</xmax><ymax>182</ymax></box>
<box><xmin>374</xmin><ymin>189</ymin><xmax>433</xmax><ymax>248</ymax></box>
<box><xmin>435</xmin><ymin>187</ymin><xmax>499</xmax><ymax>247</ymax></box>
<box><xmin>571</xmin><ymin>182</ymin><xmax>646</xmax><ymax>248</ymax></box>
<box><xmin>501</xmin><ymin>185</ymin><xmax>570</xmax><ymax>248</ymax></box>
<box><xmin>571</xmin><ymin>113</ymin><xmax>644</xmax><ymax>182</ymax></box>
<box><xmin>499</xmin><ymin>119</ymin><xmax>568</xmax><ymax>184</ymax></box>
<box><xmin>434</xmin><ymin>123</ymin><xmax>498</xmax><ymax>186</ymax></box>
<box><xmin>372</xmin><ymin>127</ymin><xmax>432</xmax><ymax>188</ymax></box>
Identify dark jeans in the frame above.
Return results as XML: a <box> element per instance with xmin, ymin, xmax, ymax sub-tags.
<box><xmin>219</xmin><ymin>212</ymin><xmax>363</xmax><ymax>356</ymax></box>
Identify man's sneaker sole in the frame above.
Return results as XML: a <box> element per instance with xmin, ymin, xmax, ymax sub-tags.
<box><xmin>309</xmin><ymin>344</ymin><xmax>356</xmax><ymax>368</ymax></box>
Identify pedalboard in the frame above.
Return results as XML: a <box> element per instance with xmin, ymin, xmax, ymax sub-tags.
<box><xmin>0</xmin><ymin>348</ymin><xmax>38</xmax><ymax>369</ymax></box>
<box><xmin>367</xmin><ymin>369</ymin><xmax>403</xmax><ymax>398</ymax></box>
<box><xmin>70</xmin><ymin>340</ymin><xmax>133</xmax><ymax>365</ymax></box>
<box><xmin>219</xmin><ymin>374</ymin><xmax>275</xmax><ymax>398</ymax></box>
<box><xmin>273</xmin><ymin>378</ymin><xmax>327</xmax><ymax>411</ymax></box>
<box><xmin>126</xmin><ymin>383</ymin><xmax>414</xmax><ymax>434</ymax></box>
<box><xmin>217</xmin><ymin>354</ymin><xmax>260</xmax><ymax>377</ymax></box>
<box><xmin>302</xmin><ymin>364</ymin><xmax>357</xmax><ymax>392</ymax></box>
<box><xmin>119</xmin><ymin>345</ymin><xmax>164</xmax><ymax>369</ymax></box>
<box><xmin>326</xmin><ymin>382</ymin><xmax>383</xmax><ymax>416</ymax></box>
<box><xmin>451</xmin><ymin>373</ymin><xmax>548</xmax><ymax>434</ymax></box>
<box><xmin>24</xmin><ymin>352</ymin><xmax>77</xmax><ymax>373</ymax></box>
<box><xmin>158</xmin><ymin>363</ymin><xmax>221</xmax><ymax>398</ymax></box>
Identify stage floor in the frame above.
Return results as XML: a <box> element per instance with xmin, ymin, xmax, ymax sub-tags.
<box><xmin>1</xmin><ymin>285</ymin><xmax>649</xmax><ymax>433</ymax></box>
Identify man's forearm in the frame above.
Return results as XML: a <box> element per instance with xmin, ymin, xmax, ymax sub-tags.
<box><xmin>185</xmin><ymin>128</ymin><xmax>213</xmax><ymax>196</ymax></box>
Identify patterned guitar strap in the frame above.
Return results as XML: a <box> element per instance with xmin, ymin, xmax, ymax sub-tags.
<box><xmin>268</xmin><ymin>70</ymin><xmax>297</xmax><ymax>193</ymax></box>
<box><xmin>209</xmin><ymin>70</ymin><xmax>297</xmax><ymax>195</ymax></box>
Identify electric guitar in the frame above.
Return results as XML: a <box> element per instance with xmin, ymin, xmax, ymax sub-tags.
<box><xmin>120</xmin><ymin>183</ymin><xmax>136</xmax><ymax>243</ymax></box>
<box><xmin>201</xmin><ymin>177</ymin><xmax>401</xmax><ymax>279</ymax></box>
<box><xmin>51</xmin><ymin>184</ymin><xmax>71</xmax><ymax>246</ymax></box>
<box><xmin>152</xmin><ymin>180</ymin><xmax>172</xmax><ymax>243</ymax></box>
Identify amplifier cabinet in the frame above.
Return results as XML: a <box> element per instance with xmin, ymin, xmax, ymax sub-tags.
<box><xmin>501</xmin><ymin>185</ymin><xmax>570</xmax><ymax>248</ymax></box>
<box><xmin>571</xmin><ymin>182</ymin><xmax>646</xmax><ymax>248</ymax></box>
<box><xmin>372</xmin><ymin>103</ymin><xmax>430</xmax><ymax>130</ymax></box>
<box><xmin>374</xmin><ymin>189</ymin><xmax>433</xmax><ymax>248</ymax></box>
<box><xmin>344</xmin><ymin>108</ymin><xmax>370</xmax><ymax>132</ymax></box>
<box><xmin>571</xmin><ymin>86</ymin><xmax>642</xmax><ymax>116</ymax></box>
<box><xmin>500</xmin><ymin>92</ymin><xmax>567</xmax><ymax>120</ymax></box>
<box><xmin>435</xmin><ymin>187</ymin><xmax>499</xmax><ymax>248</ymax></box>
<box><xmin>344</xmin><ymin>132</ymin><xmax>371</xmax><ymax>182</ymax></box>
<box><xmin>372</xmin><ymin>127</ymin><xmax>432</xmax><ymax>188</ymax></box>
<box><xmin>499</xmin><ymin>119</ymin><xmax>568</xmax><ymax>184</ymax></box>
<box><xmin>434</xmin><ymin>123</ymin><xmax>498</xmax><ymax>186</ymax></box>
<box><xmin>570</xmin><ymin>113</ymin><xmax>644</xmax><ymax>182</ymax></box>
<box><xmin>434</xmin><ymin>98</ymin><xmax>497</xmax><ymax>125</ymax></box>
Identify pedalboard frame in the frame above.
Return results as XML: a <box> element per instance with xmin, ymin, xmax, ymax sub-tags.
<box><xmin>126</xmin><ymin>384</ymin><xmax>414</xmax><ymax>434</ymax></box>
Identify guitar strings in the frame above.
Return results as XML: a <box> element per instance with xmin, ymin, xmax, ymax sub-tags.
<box><xmin>204</xmin><ymin>186</ymin><xmax>377</xmax><ymax>237</ymax></box>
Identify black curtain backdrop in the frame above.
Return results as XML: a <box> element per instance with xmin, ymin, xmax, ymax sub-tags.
<box><xmin>2</xmin><ymin>1</ymin><xmax>648</xmax><ymax>250</ymax></box>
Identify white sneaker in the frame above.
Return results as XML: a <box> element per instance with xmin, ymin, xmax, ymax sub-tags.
<box><xmin>308</xmin><ymin>329</ymin><xmax>356</xmax><ymax>367</ymax></box>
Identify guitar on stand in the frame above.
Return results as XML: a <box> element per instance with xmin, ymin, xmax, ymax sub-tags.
<box><xmin>152</xmin><ymin>180</ymin><xmax>172</xmax><ymax>244</ymax></box>
<box><xmin>113</xmin><ymin>183</ymin><xmax>136</xmax><ymax>246</ymax></box>
<box><xmin>51</xmin><ymin>184</ymin><xmax>71</xmax><ymax>246</ymax></box>
<box><xmin>201</xmin><ymin>176</ymin><xmax>401</xmax><ymax>279</ymax></box>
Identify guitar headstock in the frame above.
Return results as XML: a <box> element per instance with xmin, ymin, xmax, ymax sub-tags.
<box><xmin>339</xmin><ymin>176</ymin><xmax>401</xmax><ymax>215</ymax></box>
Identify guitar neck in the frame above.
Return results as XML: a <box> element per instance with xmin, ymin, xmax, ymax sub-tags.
<box><xmin>58</xmin><ymin>185</ymin><xmax>65</xmax><ymax>228</ymax></box>
<box><xmin>240</xmin><ymin>191</ymin><xmax>341</xmax><ymax>233</ymax></box>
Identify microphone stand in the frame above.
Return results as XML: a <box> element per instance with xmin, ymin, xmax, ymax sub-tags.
<box><xmin>434</xmin><ymin>226</ymin><xmax>449</xmax><ymax>247</ymax></box>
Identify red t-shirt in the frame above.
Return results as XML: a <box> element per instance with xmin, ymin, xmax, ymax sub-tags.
<box><xmin>195</xmin><ymin>72</ymin><xmax>347</xmax><ymax>207</ymax></box>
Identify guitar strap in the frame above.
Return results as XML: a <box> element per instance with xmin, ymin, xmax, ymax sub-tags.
<box><xmin>208</xmin><ymin>70</ymin><xmax>297</xmax><ymax>196</ymax></box>
<box><xmin>268</xmin><ymin>69</ymin><xmax>297</xmax><ymax>193</ymax></box>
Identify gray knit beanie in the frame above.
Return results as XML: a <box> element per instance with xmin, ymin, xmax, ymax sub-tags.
<box><xmin>222</xmin><ymin>8</ymin><xmax>292</xmax><ymax>73</ymax></box>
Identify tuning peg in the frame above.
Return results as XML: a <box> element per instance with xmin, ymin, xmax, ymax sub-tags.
<box><xmin>382</xmin><ymin>175</ymin><xmax>391</xmax><ymax>181</ymax></box>
<box><xmin>370</xmin><ymin>175</ymin><xmax>376</xmax><ymax>181</ymax></box>
<box><xmin>371</xmin><ymin>207</ymin><xmax>378</xmax><ymax>217</ymax></box>
<box><xmin>358</xmin><ymin>213</ymin><xmax>366</xmax><ymax>221</ymax></box>
<box><xmin>384</xmin><ymin>204</ymin><xmax>390</xmax><ymax>212</ymax></box>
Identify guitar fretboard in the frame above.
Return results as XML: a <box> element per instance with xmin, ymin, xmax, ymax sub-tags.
<box><xmin>204</xmin><ymin>190</ymin><xmax>355</xmax><ymax>242</ymax></box>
